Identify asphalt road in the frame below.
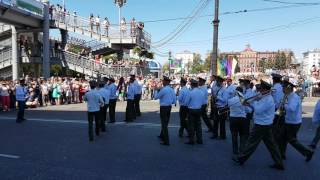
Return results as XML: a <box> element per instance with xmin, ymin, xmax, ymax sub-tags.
<box><xmin>0</xmin><ymin>99</ymin><xmax>319</xmax><ymax>180</ymax></box>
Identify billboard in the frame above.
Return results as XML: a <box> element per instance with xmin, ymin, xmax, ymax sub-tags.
<box><xmin>16</xmin><ymin>0</ymin><xmax>44</xmax><ymax>15</ymax></box>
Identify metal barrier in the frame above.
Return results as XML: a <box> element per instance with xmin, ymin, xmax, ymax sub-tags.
<box><xmin>0</xmin><ymin>48</ymin><xmax>12</xmax><ymax>68</ymax></box>
<box><xmin>62</xmin><ymin>50</ymin><xmax>149</xmax><ymax>77</ymax></box>
<box><xmin>0</xmin><ymin>23</ymin><xmax>11</xmax><ymax>32</ymax></box>
<box><xmin>0</xmin><ymin>46</ymin><xmax>150</xmax><ymax>77</ymax></box>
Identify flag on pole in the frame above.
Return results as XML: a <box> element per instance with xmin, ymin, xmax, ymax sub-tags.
<box><xmin>226</xmin><ymin>57</ymin><xmax>233</xmax><ymax>76</ymax></box>
<box><xmin>232</xmin><ymin>58</ymin><xmax>238</xmax><ymax>77</ymax></box>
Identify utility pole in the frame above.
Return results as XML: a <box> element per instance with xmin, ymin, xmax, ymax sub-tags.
<box><xmin>168</xmin><ymin>51</ymin><xmax>172</xmax><ymax>77</ymax></box>
<box><xmin>211</xmin><ymin>0</ymin><xmax>219</xmax><ymax>76</ymax></box>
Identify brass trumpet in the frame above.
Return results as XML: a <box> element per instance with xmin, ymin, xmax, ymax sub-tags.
<box><xmin>275</xmin><ymin>94</ymin><xmax>288</xmax><ymax>116</ymax></box>
<box><xmin>217</xmin><ymin>89</ymin><xmax>274</xmax><ymax>115</ymax></box>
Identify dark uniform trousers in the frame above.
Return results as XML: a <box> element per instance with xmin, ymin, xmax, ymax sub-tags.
<box><xmin>109</xmin><ymin>99</ymin><xmax>117</xmax><ymax>122</ymax></box>
<box><xmin>179</xmin><ymin>106</ymin><xmax>189</xmax><ymax>136</ymax></box>
<box><xmin>273</xmin><ymin>113</ymin><xmax>285</xmax><ymax>143</ymax></box>
<box><xmin>237</xmin><ymin>124</ymin><xmax>283</xmax><ymax>166</ymax></box>
<box><xmin>310</xmin><ymin>125</ymin><xmax>320</xmax><ymax>147</ymax></box>
<box><xmin>246</xmin><ymin>112</ymin><xmax>253</xmax><ymax>130</ymax></box>
<box><xmin>210</xmin><ymin>98</ymin><xmax>216</xmax><ymax>121</ymax></box>
<box><xmin>88</xmin><ymin>111</ymin><xmax>100</xmax><ymax>140</ymax></box>
<box><xmin>201</xmin><ymin>104</ymin><xmax>213</xmax><ymax>131</ymax></box>
<box><xmin>279</xmin><ymin>123</ymin><xmax>313</xmax><ymax>158</ymax></box>
<box><xmin>126</xmin><ymin>99</ymin><xmax>135</xmax><ymax>122</ymax></box>
<box><xmin>229</xmin><ymin>117</ymin><xmax>249</xmax><ymax>155</ymax></box>
<box><xmin>100</xmin><ymin>104</ymin><xmax>109</xmax><ymax>131</ymax></box>
<box><xmin>213</xmin><ymin>107</ymin><xmax>227</xmax><ymax>138</ymax></box>
<box><xmin>16</xmin><ymin>100</ymin><xmax>26</xmax><ymax>122</ymax></box>
<box><xmin>159</xmin><ymin>106</ymin><xmax>172</xmax><ymax>144</ymax></box>
<box><xmin>134</xmin><ymin>94</ymin><xmax>142</xmax><ymax>116</ymax></box>
<box><xmin>188</xmin><ymin>109</ymin><xmax>203</xmax><ymax>144</ymax></box>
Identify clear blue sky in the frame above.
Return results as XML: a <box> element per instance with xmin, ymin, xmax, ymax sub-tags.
<box><xmin>49</xmin><ymin>0</ymin><xmax>320</xmax><ymax>63</ymax></box>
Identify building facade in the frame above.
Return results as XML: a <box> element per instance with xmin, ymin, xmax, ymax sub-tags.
<box><xmin>221</xmin><ymin>44</ymin><xmax>293</xmax><ymax>74</ymax></box>
<box><xmin>302</xmin><ymin>49</ymin><xmax>320</xmax><ymax>75</ymax></box>
<box><xmin>175</xmin><ymin>50</ymin><xmax>194</xmax><ymax>74</ymax></box>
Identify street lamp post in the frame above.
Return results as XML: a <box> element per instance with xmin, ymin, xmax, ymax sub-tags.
<box><xmin>114</xmin><ymin>0</ymin><xmax>127</xmax><ymax>39</ymax></box>
<box><xmin>114</xmin><ymin>0</ymin><xmax>127</xmax><ymax>61</ymax></box>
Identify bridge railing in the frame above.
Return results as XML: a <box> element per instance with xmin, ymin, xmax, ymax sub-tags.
<box><xmin>0</xmin><ymin>48</ymin><xmax>12</xmax><ymax>67</ymax></box>
<box><xmin>51</xmin><ymin>10</ymin><xmax>151</xmax><ymax>48</ymax></box>
<box><xmin>0</xmin><ymin>23</ymin><xmax>11</xmax><ymax>32</ymax></box>
<box><xmin>62</xmin><ymin>50</ymin><xmax>149</xmax><ymax>77</ymax></box>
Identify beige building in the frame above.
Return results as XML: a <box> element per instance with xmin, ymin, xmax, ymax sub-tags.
<box><xmin>175</xmin><ymin>50</ymin><xmax>194</xmax><ymax>74</ymax></box>
<box><xmin>221</xmin><ymin>44</ymin><xmax>293</xmax><ymax>74</ymax></box>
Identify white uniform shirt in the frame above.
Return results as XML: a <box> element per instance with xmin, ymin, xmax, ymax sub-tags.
<box><xmin>252</xmin><ymin>94</ymin><xmax>275</xmax><ymax>125</ymax></box>
<box><xmin>313</xmin><ymin>100</ymin><xmax>320</xmax><ymax>124</ymax></box>
<box><xmin>284</xmin><ymin>92</ymin><xmax>302</xmax><ymax>124</ymax></box>
<box><xmin>272</xmin><ymin>83</ymin><xmax>284</xmax><ymax>110</ymax></box>
<box><xmin>84</xmin><ymin>90</ymin><xmax>104</xmax><ymax>112</ymax></box>
<box><xmin>228</xmin><ymin>96</ymin><xmax>246</xmax><ymax>118</ymax></box>
<box><xmin>199</xmin><ymin>85</ymin><xmax>208</xmax><ymax>105</ymax></box>
<box><xmin>185</xmin><ymin>87</ymin><xmax>205</xmax><ymax>110</ymax></box>
<box><xmin>98</xmin><ymin>88</ymin><xmax>111</xmax><ymax>105</ymax></box>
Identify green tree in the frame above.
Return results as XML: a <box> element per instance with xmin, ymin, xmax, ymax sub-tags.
<box><xmin>190</xmin><ymin>53</ymin><xmax>204</xmax><ymax>73</ymax></box>
<box><xmin>266</xmin><ymin>57</ymin><xmax>275</xmax><ymax>69</ymax></box>
<box><xmin>204</xmin><ymin>52</ymin><xmax>212</xmax><ymax>72</ymax></box>
<box><xmin>287</xmin><ymin>51</ymin><xmax>294</xmax><ymax>66</ymax></box>
<box><xmin>50</xmin><ymin>64</ymin><xmax>62</xmax><ymax>76</ymax></box>
<box><xmin>279</xmin><ymin>52</ymin><xmax>287</xmax><ymax>69</ymax></box>
<box><xmin>259</xmin><ymin>58</ymin><xmax>267</xmax><ymax>72</ymax></box>
<box><xmin>162</xmin><ymin>63</ymin><xmax>170</xmax><ymax>73</ymax></box>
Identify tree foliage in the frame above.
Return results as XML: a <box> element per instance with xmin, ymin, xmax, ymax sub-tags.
<box><xmin>133</xmin><ymin>46</ymin><xmax>154</xmax><ymax>60</ymax></box>
<box><xmin>190</xmin><ymin>53</ymin><xmax>204</xmax><ymax>74</ymax></box>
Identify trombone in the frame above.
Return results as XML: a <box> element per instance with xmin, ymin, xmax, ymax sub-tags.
<box><xmin>217</xmin><ymin>89</ymin><xmax>274</xmax><ymax>115</ymax></box>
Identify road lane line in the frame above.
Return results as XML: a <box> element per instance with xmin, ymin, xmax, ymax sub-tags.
<box><xmin>0</xmin><ymin>116</ymin><xmax>180</xmax><ymax>128</ymax></box>
<box><xmin>0</xmin><ymin>154</ymin><xmax>20</xmax><ymax>159</ymax></box>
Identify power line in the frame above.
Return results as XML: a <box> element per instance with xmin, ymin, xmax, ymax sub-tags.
<box><xmin>154</xmin><ymin>16</ymin><xmax>320</xmax><ymax>47</ymax></box>
<box><xmin>152</xmin><ymin>0</ymin><xmax>211</xmax><ymax>47</ymax></box>
<box><xmin>262</xmin><ymin>0</ymin><xmax>320</xmax><ymax>5</ymax></box>
<box><xmin>142</xmin><ymin>3</ymin><xmax>320</xmax><ymax>24</ymax></box>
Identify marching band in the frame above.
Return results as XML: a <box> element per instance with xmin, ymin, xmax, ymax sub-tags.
<box><xmin>82</xmin><ymin>73</ymin><xmax>317</xmax><ymax>170</ymax></box>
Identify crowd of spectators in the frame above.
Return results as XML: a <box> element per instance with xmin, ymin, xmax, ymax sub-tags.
<box><xmin>0</xmin><ymin>75</ymin><xmax>161</xmax><ymax>112</ymax></box>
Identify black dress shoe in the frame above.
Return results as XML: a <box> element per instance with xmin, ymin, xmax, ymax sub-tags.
<box><xmin>269</xmin><ymin>164</ymin><xmax>284</xmax><ymax>170</ymax></box>
<box><xmin>160</xmin><ymin>142</ymin><xmax>170</xmax><ymax>146</ymax></box>
<box><xmin>89</xmin><ymin>138</ymin><xmax>94</xmax><ymax>142</ymax></box>
<box><xmin>232</xmin><ymin>157</ymin><xmax>244</xmax><ymax>165</ymax></box>
<box><xmin>306</xmin><ymin>151</ymin><xmax>314</xmax><ymax>162</ymax></box>
<box><xmin>218</xmin><ymin>136</ymin><xmax>226</xmax><ymax>140</ymax></box>
<box><xmin>211</xmin><ymin>135</ymin><xmax>218</xmax><ymax>139</ymax></box>
<box><xmin>197</xmin><ymin>141</ymin><xmax>203</xmax><ymax>145</ymax></box>
<box><xmin>185</xmin><ymin>141</ymin><xmax>195</xmax><ymax>145</ymax></box>
<box><xmin>22</xmin><ymin>118</ymin><xmax>27</xmax><ymax>121</ymax></box>
<box><xmin>308</xmin><ymin>144</ymin><xmax>316</xmax><ymax>150</ymax></box>
<box><xmin>108</xmin><ymin>121</ymin><xmax>115</xmax><ymax>123</ymax></box>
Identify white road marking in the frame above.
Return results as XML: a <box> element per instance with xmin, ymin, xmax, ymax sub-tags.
<box><xmin>0</xmin><ymin>116</ymin><xmax>180</xmax><ymax>128</ymax></box>
<box><xmin>0</xmin><ymin>154</ymin><xmax>20</xmax><ymax>159</ymax></box>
